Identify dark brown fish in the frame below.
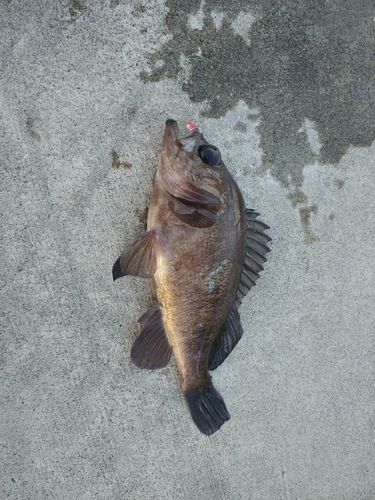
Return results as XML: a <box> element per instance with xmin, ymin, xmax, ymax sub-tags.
<box><xmin>113</xmin><ymin>119</ymin><xmax>271</xmax><ymax>435</ymax></box>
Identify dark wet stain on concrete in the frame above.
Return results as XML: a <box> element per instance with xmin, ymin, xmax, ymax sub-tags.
<box><xmin>135</xmin><ymin>206</ymin><xmax>149</xmax><ymax>231</ymax></box>
<box><xmin>140</xmin><ymin>0</ymin><xmax>374</xmax><ymax>242</ymax></box>
<box><xmin>127</xmin><ymin>105</ymin><xmax>138</xmax><ymax>119</ymax></box>
<box><xmin>26</xmin><ymin>118</ymin><xmax>41</xmax><ymax>142</ymax></box>
<box><xmin>287</xmin><ymin>191</ymin><xmax>319</xmax><ymax>241</ymax></box>
<box><xmin>110</xmin><ymin>149</ymin><xmax>132</xmax><ymax>170</ymax></box>
<box><xmin>288</xmin><ymin>189</ymin><xmax>308</xmax><ymax>208</ymax></box>
<box><xmin>299</xmin><ymin>204</ymin><xmax>318</xmax><ymax>244</ymax></box>
<box><xmin>247</xmin><ymin>113</ymin><xmax>259</xmax><ymax>121</ymax></box>
<box><xmin>329</xmin><ymin>212</ymin><xmax>335</xmax><ymax>221</ymax></box>
<box><xmin>69</xmin><ymin>0</ymin><xmax>86</xmax><ymax>18</ymax></box>
<box><xmin>333</xmin><ymin>178</ymin><xmax>345</xmax><ymax>190</ymax></box>
<box><xmin>132</xmin><ymin>4</ymin><xmax>146</xmax><ymax>18</ymax></box>
<box><xmin>234</xmin><ymin>121</ymin><xmax>247</xmax><ymax>133</ymax></box>
<box><xmin>142</xmin><ymin>0</ymin><xmax>374</xmax><ymax>175</ymax></box>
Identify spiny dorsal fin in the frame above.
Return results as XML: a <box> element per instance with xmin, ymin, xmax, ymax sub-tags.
<box><xmin>113</xmin><ymin>230</ymin><xmax>157</xmax><ymax>279</ymax></box>
<box><xmin>208</xmin><ymin>307</ymin><xmax>243</xmax><ymax>371</ymax></box>
<box><xmin>131</xmin><ymin>302</ymin><xmax>172</xmax><ymax>369</ymax></box>
<box><xmin>235</xmin><ymin>209</ymin><xmax>271</xmax><ymax>305</ymax></box>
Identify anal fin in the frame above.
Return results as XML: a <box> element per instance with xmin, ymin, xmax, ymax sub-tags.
<box><xmin>131</xmin><ymin>302</ymin><xmax>172</xmax><ymax>369</ymax></box>
<box><xmin>208</xmin><ymin>307</ymin><xmax>243</xmax><ymax>371</ymax></box>
<box><xmin>113</xmin><ymin>230</ymin><xmax>157</xmax><ymax>280</ymax></box>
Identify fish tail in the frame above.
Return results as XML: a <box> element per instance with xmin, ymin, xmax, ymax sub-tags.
<box><xmin>185</xmin><ymin>382</ymin><xmax>230</xmax><ymax>435</ymax></box>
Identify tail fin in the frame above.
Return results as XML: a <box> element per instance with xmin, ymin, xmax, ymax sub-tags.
<box><xmin>185</xmin><ymin>383</ymin><xmax>230</xmax><ymax>435</ymax></box>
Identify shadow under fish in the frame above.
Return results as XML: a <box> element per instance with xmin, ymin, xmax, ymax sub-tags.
<box><xmin>113</xmin><ymin>119</ymin><xmax>271</xmax><ymax>435</ymax></box>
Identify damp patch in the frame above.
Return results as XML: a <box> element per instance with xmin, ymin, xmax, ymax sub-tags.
<box><xmin>141</xmin><ymin>0</ymin><xmax>374</xmax><ymax>189</ymax></box>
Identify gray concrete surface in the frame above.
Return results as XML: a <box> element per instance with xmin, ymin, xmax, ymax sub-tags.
<box><xmin>1</xmin><ymin>1</ymin><xmax>374</xmax><ymax>499</ymax></box>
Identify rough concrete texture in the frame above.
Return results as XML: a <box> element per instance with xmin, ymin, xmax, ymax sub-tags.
<box><xmin>1</xmin><ymin>1</ymin><xmax>374</xmax><ymax>499</ymax></box>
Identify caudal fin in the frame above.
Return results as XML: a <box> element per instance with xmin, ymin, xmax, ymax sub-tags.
<box><xmin>185</xmin><ymin>383</ymin><xmax>230</xmax><ymax>435</ymax></box>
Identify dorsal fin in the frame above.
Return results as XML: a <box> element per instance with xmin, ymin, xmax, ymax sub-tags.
<box><xmin>235</xmin><ymin>209</ymin><xmax>271</xmax><ymax>305</ymax></box>
<box><xmin>210</xmin><ymin>210</ymin><xmax>271</xmax><ymax>368</ymax></box>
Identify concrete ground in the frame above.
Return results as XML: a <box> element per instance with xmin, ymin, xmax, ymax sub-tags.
<box><xmin>1</xmin><ymin>1</ymin><xmax>374</xmax><ymax>499</ymax></box>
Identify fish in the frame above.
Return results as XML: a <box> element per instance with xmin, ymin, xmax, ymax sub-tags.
<box><xmin>113</xmin><ymin>119</ymin><xmax>271</xmax><ymax>435</ymax></box>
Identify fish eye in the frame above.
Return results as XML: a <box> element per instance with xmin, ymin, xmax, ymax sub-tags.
<box><xmin>198</xmin><ymin>145</ymin><xmax>221</xmax><ymax>167</ymax></box>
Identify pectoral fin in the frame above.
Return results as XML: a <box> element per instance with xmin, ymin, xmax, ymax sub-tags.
<box><xmin>113</xmin><ymin>230</ymin><xmax>157</xmax><ymax>280</ymax></box>
<box><xmin>208</xmin><ymin>307</ymin><xmax>243</xmax><ymax>371</ymax></box>
<box><xmin>168</xmin><ymin>200</ymin><xmax>215</xmax><ymax>228</ymax></box>
<box><xmin>112</xmin><ymin>257</ymin><xmax>127</xmax><ymax>281</ymax></box>
<box><xmin>163</xmin><ymin>169</ymin><xmax>221</xmax><ymax>213</ymax></box>
<box><xmin>131</xmin><ymin>303</ymin><xmax>172</xmax><ymax>369</ymax></box>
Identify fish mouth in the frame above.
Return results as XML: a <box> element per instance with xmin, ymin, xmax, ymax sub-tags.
<box><xmin>163</xmin><ymin>119</ymin><xmax>203</xmax><ymax>149</ymax></box>
<box><xmin>162</xmin><ymin>119</ymin><xmax>197</xmax><ymax>161</ymax></box>
<box><xmin>164</xmin><ymin>119</ymin><xmax>180</xmax><ymax>141</ymax></box>
<box><xmin>162</xmin><ymin>119</ymin><xmax>180</xmax><ymax>155</ymax></box>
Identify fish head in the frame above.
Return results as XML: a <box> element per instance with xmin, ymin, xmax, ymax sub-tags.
<box><xmin>158</xmin><ymin>119</ymin><xmax>230</xmax><ymax>213</ymax></box>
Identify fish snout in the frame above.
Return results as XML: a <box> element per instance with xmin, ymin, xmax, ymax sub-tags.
<box><xmin>164</xmin><ymin>119</ymin><xmax>179</xmax><ymax>140</ymax></box>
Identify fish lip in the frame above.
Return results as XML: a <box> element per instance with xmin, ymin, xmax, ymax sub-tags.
<box><xmin>162</xmin><ymin>119</ymin><xmax>202</xmax><ymax>160</ymax></box>
<box><xmin>165</xmin><ymin>119</ymin><xmax>180</xmax><ymax>139</ymax></box>
<box><xmin>162</xmin><ymin>119</ymin><xmax>183</xmax><ymax>153</ymax></box>
<box><xmin>164</xmin><ymin>119</ymin><xmax>202</xmax><ymax>143</ymax></box>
